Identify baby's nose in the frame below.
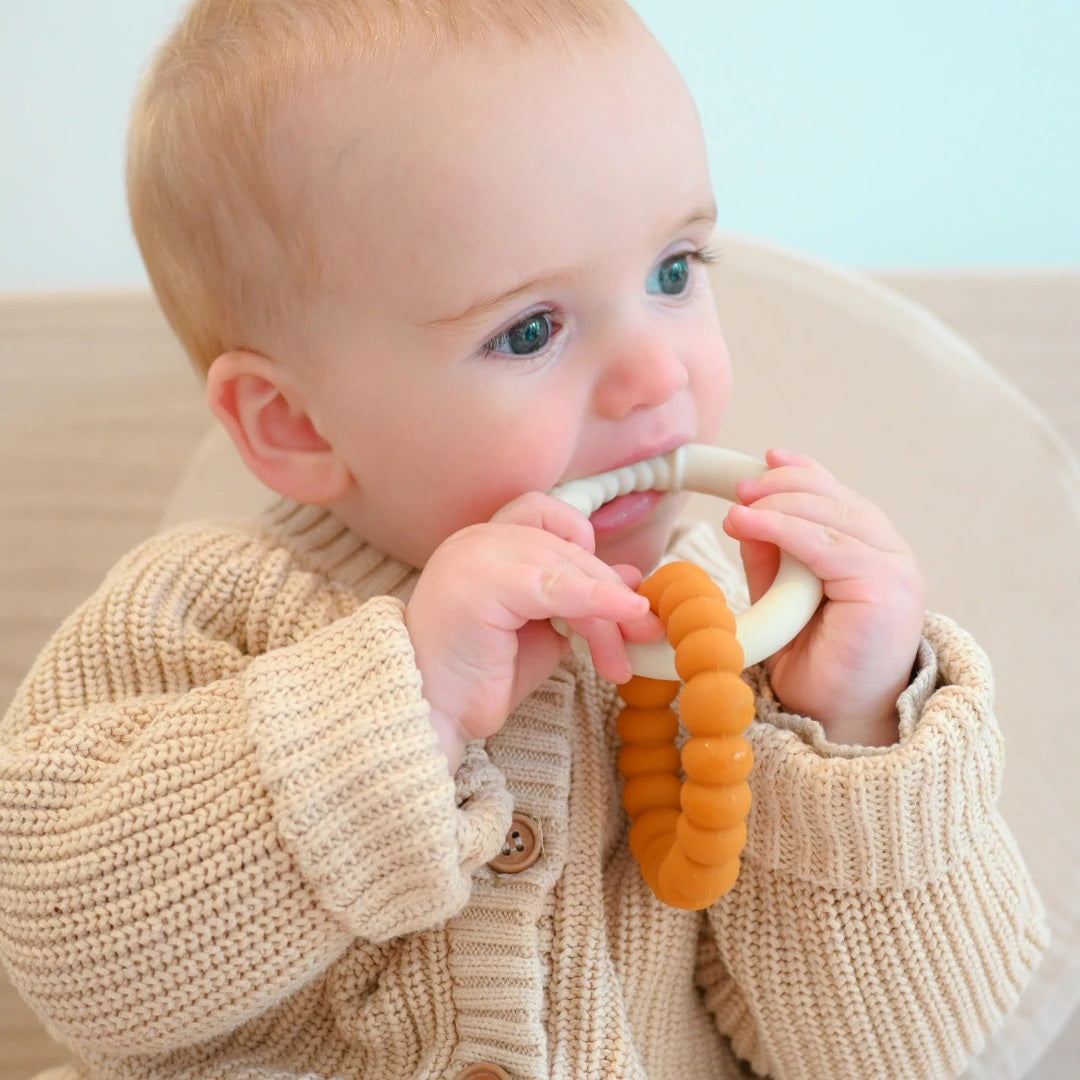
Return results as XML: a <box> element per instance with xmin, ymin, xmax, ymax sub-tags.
<box><xmin>592</xmin><ymin>335</ymin><xmax>689</xmax><ymax>418</ymax></box>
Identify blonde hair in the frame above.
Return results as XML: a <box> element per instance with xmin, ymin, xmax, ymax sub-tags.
<box><xmin>127</xmin><ymin>0</ymin><xmax>628</xmax><ymax>374</ymax></box>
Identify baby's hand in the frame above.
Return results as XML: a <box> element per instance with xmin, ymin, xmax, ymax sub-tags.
<box><xmin>406</xmin><ymin>493</ymin><xmax>662</xmax><ymax>771</ymax></box>
<box><xmin>723</xmin><ymin>449</ymin><xmax>926</xmax><ymax>746</ymax></box>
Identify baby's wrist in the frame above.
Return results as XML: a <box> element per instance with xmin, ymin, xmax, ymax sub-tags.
<box><xmin>426</xmin><ymin>706</ymin><xmax>470</xmax><ymax>775</ymax></box>
<box><xmin>767</xmin><ymin>670</ymin><xmax>910</xmax><ymax>747</ymax></box>
<box><xmin>813</xmin><ymin>671</ymin><xmax>913</xmax><ymax>747</ymax></box>
<box><xmin>819</xmin><ymin>702</ymin><xmax>901</xmax><ymax>747</ymax></box>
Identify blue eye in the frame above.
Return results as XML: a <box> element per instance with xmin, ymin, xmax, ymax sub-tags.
<box><xmin>647</xmin><ymin>253</ymin><xmax>692</xmax><ymax>296</ymax></box>
<box><xmin>482</xmin><ymin>312</ymin><xmax>553</xmax><ymax>357</ymax></box>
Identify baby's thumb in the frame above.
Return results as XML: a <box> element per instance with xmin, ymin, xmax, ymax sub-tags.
<box><xmin>508</xmin><ymin>620</ymin><xmax>570</xmax><ymax>712</ymax></box>
<box><xmin>738</xmin><ymin>538</ymin><xmax>780</xmax><ymax>605</ymax></box>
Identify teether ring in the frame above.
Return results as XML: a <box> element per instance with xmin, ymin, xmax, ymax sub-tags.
<box><xmin>618</xmin><ymin>560</ymin><xmax>753</xmax><ymax>909</ymax></box>
<box><xmin>549</xmin><ymin>445</ymin><xmax>824</xmax><ymax>678</ymax></box>
<box><xmin>548</xmin><ymin>446</ymin><xmax>822</xmax><ymax>908</ymax></box>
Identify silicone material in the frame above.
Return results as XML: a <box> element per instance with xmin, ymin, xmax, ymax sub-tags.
<box><xmin>617</xmin><ymin>561</ymin><xmax>754</xmax><ymax>909</ymax></box>
<box><xmin>548</xmin><ymin>445</ymin><xmax>823</xmax><ymax>677</ymax></box>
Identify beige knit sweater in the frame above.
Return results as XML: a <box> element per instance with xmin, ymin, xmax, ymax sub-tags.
<box><xmin>0</xmin><ymin>502</ymin><xmax>1047</xmax><ymax>1080</ymax></box>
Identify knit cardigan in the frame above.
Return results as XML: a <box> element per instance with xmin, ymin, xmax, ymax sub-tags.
<box><xmin>0</xmin><ymin>502</ymin><xmax>1047</xmax><ymax>1080</ymax></box>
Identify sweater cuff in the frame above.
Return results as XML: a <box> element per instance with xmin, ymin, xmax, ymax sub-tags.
<box><xmin>244</xmin><ymin>596</ymin><xmax>512</xmax><ymax>941</ymax></box>
<box><xmin>743</xmin><ymin>612</ymin><xmax>1005</xmax><ymax>891</ymax></box>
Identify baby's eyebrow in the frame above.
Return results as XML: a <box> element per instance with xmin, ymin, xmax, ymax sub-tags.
<box><xmin>426</xmin><ymin>202</ymin><xmax>719</xmax><ymax>328</ymax></box>
<box><xmin>426</xmin><ymin>269</ymin><xmax>575</xmax><ymax>328</ymax></box>
<box><xmin>683</xmin><ymin>203</ymin><xmax>719</xmax><ymax>231</ymax></box>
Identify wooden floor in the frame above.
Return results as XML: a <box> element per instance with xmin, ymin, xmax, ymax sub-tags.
<box><xmin>1</xmin><ymin>269</ymin><xmax>1077</xmax><ymax>1078</ymax></box>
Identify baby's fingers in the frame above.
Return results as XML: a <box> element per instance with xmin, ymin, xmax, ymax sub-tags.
<box><xmin>724</xmin><ymin>503</ymin><xmax>911</xmax><ymax>603</ymax></box>
<box><xmin>563</xmin><ymin>598</ymin><xmax>664</xmax><ymax>683</ymax></box>
<box><xmin>506</xmin><ymin>556</ymin><xmax>649</xmax><ymax>627</ymax></box>
<box><xmin>733</xmin><ymin>490</ymin><xmax>908</xmax><ymax>553</ymax></box>
<box><xmin>490</xmin><ymin>490</ymin><xmax>596</xmax><ymax>553</ymax></box>
<box><xmin>563</xmin><ymin>615</ymin><xmax>636</xmax><ymax>683</ymax></box>
<box><xmin>736</xmin><ymin>449</ymin><xmax>847</xmax><ymax>505</ymax></box>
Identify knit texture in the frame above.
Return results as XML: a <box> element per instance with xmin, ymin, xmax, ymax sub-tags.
<box><xmin>0</xmin><ymin>504</ymin><xmax>1048</xmax><ymax>1079</ymax></box>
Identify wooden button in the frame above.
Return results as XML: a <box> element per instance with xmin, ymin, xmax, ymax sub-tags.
<box><xmin>452</xmin><ymin>1064</ymin><xmax>512</xmax><ymax>1080</ymax></box>
<box><xmin>487</xmin><ymin>812</ymin><xmax>542</xmax><ymax>874</ymax></box>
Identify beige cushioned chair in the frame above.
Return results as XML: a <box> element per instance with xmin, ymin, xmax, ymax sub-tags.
<box><xmin>1</xmin><ymin>235</ymin><xmax>1077</xmax><ymax>1078</ymax></box>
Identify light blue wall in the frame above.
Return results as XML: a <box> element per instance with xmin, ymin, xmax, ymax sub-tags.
<box><xmin>1</xmin><ymin>1</ymin><xmax>1077</xmax><ymax>289</ymax></box>
<box><xmin>632</xmin><ymin>0</ymin><xmax>1080</xmax><ymax>268</ymax></box>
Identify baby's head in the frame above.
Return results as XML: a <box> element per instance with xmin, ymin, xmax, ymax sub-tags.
<box><xmin>129</xmin><ymin>0</ymin><xmax>731</xmax><ymax>572</ymax></box>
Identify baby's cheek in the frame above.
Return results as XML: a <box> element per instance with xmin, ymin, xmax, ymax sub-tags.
<box><xmin>438</xmin><ymin>477</ymin><xmax>532</xmax><ymax>536</ymax></box>
<box><xmin>695</xmin><ymin>338</ymin><xmax>732</xmax><ymax>441</ymax></box>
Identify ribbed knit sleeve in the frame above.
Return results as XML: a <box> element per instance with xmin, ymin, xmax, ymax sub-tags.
<box><xmin>0</xmin><ymin>523</ymin><xmax>511</xmax><ymax>1057</ymax></box>
<box><xmin>699</xmin><ymin>612</ymin><xmax>1048</xmax><ymax>1079</ymax></box>
<box><xmin>244</xmin><ymin>600</ymin><xmax>512</xmax><ymax>936</ymax></box>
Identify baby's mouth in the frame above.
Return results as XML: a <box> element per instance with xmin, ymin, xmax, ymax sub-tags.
<box><xmin>588</xmin><ymin>489</ymin><xmax>665</xmax><ymax>534</ymax></box>
<box><xmin>548</xmin><ymin>447</ymin><xmax>689</xmax><ymax>519</ymax></box>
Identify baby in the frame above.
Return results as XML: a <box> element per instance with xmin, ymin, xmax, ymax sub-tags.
<box><xmin>0</xmin><ymin>2</ymin><xmax>1047</xmax><ymax>1079</ymax></box>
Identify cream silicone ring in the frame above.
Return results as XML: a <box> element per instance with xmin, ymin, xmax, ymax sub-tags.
<box><xmin>548</xmin><ymin>444</ymin><xmax>824</xmax><ymax>679</ymax></box>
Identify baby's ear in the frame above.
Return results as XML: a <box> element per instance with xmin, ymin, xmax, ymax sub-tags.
<box><xmin>206</xmin><ymin>350</ymin><xmax>351</xmax><ymax>505</ymax></box>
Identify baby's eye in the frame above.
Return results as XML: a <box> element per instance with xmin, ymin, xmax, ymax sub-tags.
<box><xmin>646</xmin><ymin>253</ymin><xmax>692</xmax><ymax>296</ymax></box>
<box><xmin>482</xmin><ymin>312</ymin><xmax>554</xmax><ymax>357</ymax></box>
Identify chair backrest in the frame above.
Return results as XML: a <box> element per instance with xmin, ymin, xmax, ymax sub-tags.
<box><xmin>159</xmin><ymin>234</ymin><xmax>1080</xmax><ymax>1078</ymax></box>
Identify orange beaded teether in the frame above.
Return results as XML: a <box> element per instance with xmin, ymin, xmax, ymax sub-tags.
<box><xmin>617</xmin><ymin>561</ymin><xmax>754</xmax><ymax>910</ymax></box>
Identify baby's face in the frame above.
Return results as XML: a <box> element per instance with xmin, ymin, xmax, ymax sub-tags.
<box><xmin>280</xmin><ymin>17</ymin><xmax>730</xmax><ymax>572</ymax></box>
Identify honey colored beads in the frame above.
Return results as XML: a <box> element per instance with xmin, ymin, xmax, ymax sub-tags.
<box><xmin>617</xmin><ymin>561</ymin><xmax>754</xmax><ymax>910</ymax></box>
